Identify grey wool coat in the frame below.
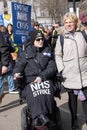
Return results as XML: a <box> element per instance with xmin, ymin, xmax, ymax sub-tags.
<box><xmin>55</xmin><ymin>30</ymin><xmax>87</xmax><ymax>90</ymax></box>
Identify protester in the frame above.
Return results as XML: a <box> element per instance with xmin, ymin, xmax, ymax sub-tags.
<box><xmin>0</xmin><ymin>25</ymin><xmax>18</xmax><ymax>96</ymax></box>
<box><xmin>13</xmin><ymin>30</ymin><xmax>62</xmax><ymax>129</ymax></box>
<box><xmin>0</xmin><ymin>30</ymin><xmax>10</xmax><ymax>103</ymax></box>
<box><xmin>32</xmin><ymin>21</ymin><xmax>40</xmax><ymax>30</ymax></box>
<box><xmin>7</xmin><ymin>23</ymin><xmax>19</xmax><ymax>64</ymax></box>
<box><xmin>55</xmin><ymin>12</ymin><xmax>87</xmax><ymax>130</ymax></box>
<box><xmin>51</xmin><ymin>22</ymin><xmax>62</xmax><ymax>51</ymax></box>
<box><xmin>83</xmin><ymin>22</ymin><xmax>87</xmax><ymax>32</ymax></box>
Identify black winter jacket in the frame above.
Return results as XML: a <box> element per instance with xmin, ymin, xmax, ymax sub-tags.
<box><xmin>0</xmin><ymin>31</ymin><xmax>9</xmax><ymax>75</ymax></box>
<box><xmin>13</xmin><ymin>43</ymin><xmax>57</xmax><ymax>84</ymax></box>
<box><xmin>14</xmin><ymin>43</ymin><xmax>58</xmax><ymax>119</ymax></box>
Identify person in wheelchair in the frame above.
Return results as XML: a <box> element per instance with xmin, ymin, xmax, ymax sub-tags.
<box><xmin>13</xmin><ymin>30</ymin><xmax>62</xmax><ymax>130</ymax></box>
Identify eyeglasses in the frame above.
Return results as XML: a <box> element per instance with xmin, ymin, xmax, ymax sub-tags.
<box><xmin>36</xmin><ymin>38</ymin><xmax>43</xmax><ymax>41</ymax></box>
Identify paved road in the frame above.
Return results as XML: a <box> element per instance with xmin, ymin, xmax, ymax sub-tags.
<box><xmin>0</xmin><ymin>84</ymin><xmax>87</xmax><ymax>130</ymax></box>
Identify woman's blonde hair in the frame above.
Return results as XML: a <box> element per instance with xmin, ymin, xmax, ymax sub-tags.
<box><xmin>63</xmin><ymin>12</ymin><xmax>79</xmax><ymax>29</ymax></box>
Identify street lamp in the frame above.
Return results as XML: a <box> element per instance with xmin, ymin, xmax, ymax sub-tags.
<box><xmin>68</xmin><ymin>0</ymin><xmax>80</xmax><ymax>1</ymax></box>
<box><xmin>68</xmin><ymin>0</ymin><xmax>80</xmax><ymax>13</ymax></box>
<box><xmin>73</xmin><ymin>0</ymin><xmax>76</xmax><ymax>12</ymax></box>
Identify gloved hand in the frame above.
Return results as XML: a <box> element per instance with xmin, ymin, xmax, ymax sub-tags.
<box><xmin>14</xmin><ymin>73</ymin><xmax>24</xmax><ymax>89</ymax></box>
<box><xmin>56</xmin><ymin>71</ymin><xmax>63</xmax><ymax>82</ymax></box>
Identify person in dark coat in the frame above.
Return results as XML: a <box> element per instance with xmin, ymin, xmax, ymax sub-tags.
<box><xmin>0</xmin><ymin>31</ymin><xmax>9</xmax><ymax>103</ymax></box>
<box><xmin>0</xmin><ymin>25</ymin><xmax>18</xmax><ymax>96</ymax></box>
<box><xmin>0</xmin><ymin>31</ymin><xmax>9</xmax><ymax>74</ymax></box>
<box><xmin>13</xmin><ymin>30</ymin><xmax>61</xmax><ymax>129</ymax></box>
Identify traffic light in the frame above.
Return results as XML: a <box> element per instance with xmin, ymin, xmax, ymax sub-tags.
<box><xmin>68</xmin><ymin>0</ymin><xmax>80</xmax><ymax>2</ymax></box>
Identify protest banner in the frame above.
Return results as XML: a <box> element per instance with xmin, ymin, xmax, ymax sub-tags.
<box><xmin>11</xmin><ymin>2</ymin><xmax>31</xmax><ymax>44</ymax></box>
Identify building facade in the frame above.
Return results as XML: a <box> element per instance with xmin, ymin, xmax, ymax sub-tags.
<box><xmin>0</xmin><ymin>0</ymin><xmax>83</xmax><ymax>26</ymax></box>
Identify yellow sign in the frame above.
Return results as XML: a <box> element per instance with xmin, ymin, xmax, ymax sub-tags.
<box><xmin>4</xmin><ymin>14</ymin><xmax>11</xmax><ymax>21</ymax></box>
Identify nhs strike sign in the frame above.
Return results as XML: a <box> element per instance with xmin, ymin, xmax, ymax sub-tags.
<box><xmin>11</xmin><ymin>2</ymin><xmax>31</xmax><ymax>44</ymax></box>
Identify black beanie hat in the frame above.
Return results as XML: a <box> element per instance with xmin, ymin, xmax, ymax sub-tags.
<box><xmin>29</xmin><ymin>30</ymin><xmax>44</xmax><ymax>43</ymax></box>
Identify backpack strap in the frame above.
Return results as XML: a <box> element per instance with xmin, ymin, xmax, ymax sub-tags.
<box><xmin>59</xmin><ymin>31</ymin><xmax>87</xmax><ymax>54</ymax></box>
<box><xmin>81</xmin><ymin>30</ymin><xmax>87</xmax><ymax>43</ymax></box>
<box><xmin>60</xmin><ymin>35</ymin><xmax>64</xmax><ymax>54</ymax></box>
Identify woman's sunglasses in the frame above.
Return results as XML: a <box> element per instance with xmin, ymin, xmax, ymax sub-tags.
<box><xmin>36</xmin><ymin>38</ymin><xmax>44</xmax><ymax>41</ymax></box>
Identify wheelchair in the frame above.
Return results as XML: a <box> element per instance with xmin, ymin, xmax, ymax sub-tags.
<box><xmin>21</xmin><ymin>105</ymin><xmax>62</xmax><ymax>130</ymax></box>
<box><xmin>15</xmin><ymin>78</ymin><xmax>62</xmax><ymax>130</ymax></box>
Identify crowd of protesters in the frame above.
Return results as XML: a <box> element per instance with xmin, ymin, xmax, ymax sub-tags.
<box><xmin>0</xmin><ymin>12</ymin><xmax>87</xmax><ymax>130</ymax></box>
<box><xmin>31</xmin><ymin>21</ymin><xmax>64</xmax><ymax>55</ymax></box>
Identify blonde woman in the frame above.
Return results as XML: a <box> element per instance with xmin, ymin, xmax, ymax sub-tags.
<box><xmin>55</xmin><ymin>12</ymin><xmax>87</xmax><ymax>130</ymax></box>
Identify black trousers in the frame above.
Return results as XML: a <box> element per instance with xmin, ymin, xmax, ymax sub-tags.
<box><xmin>68</xmin><ymin>87</ymin><xmax>87</xmax><ymax>126</ymax></box>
